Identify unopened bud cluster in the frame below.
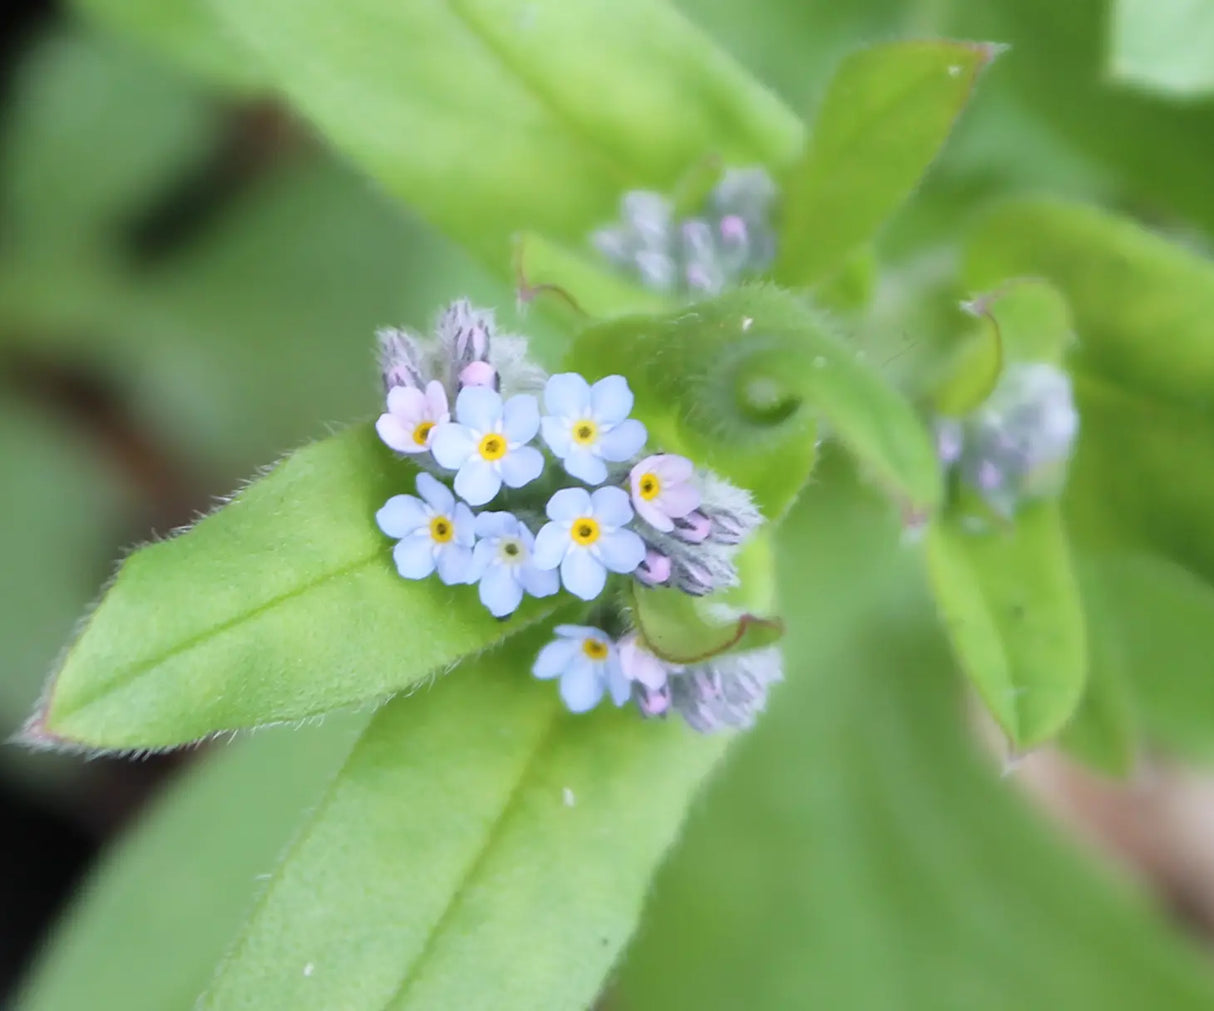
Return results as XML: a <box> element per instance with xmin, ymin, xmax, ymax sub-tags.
<box><xmin>372</xmin><ymin>300</ymin><xmax>774</xmax><ymax>730</ymax></box>
<box><xmin>935</xmin><ymin>362</ymin><xmax>1079</xmax><ymax>520</ymax></box>
<box><xmin>591</xmin><ymin>168</ymin><xmax>777</xmax><ymax>296</ymax></box>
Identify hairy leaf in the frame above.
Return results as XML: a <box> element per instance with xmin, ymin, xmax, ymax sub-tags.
<box><xmin>198</xmin><ymin>629</ymin><xmax>728</xmax><ymax>1010</ymax></box>
<box><xmin>27</xmin><ymin>426</ymin><xmax>559</xmax><ymax>751</ymax></box>
<box><xmin>775</xmin><ymin>39</ymin><xmax>996</xmax><ymax>286</ymax></box>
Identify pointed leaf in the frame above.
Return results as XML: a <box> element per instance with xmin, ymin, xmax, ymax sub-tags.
<box><xmin>925</xmin><ymin>503</ymin><xmax>1087</xmax><ymax>748</ymax></box>
<box><xmin>775</xmin><ymin>39</ymin><xmax>997</xmax><ymax>286</ymax></box>
<box><xmin>201</xmin><ymin>0</ymin><xmax>802</xmax><ymax>263</ymax></box>
<box><xmin>198</xmin><ymin>628</ymin><xmax>729</xmax><ymax>1010</ymax></box>
<box><xmin>568</xmin><ymin>285</ymin><xmax>940</xmax><ymax>519</ymax></box>
<box><xmin>29</xmin><ymin>425</ymin><xmax>559</xmax><ymax>751</ymax></box>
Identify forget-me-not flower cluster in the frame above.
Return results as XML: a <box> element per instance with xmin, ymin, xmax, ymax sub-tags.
<box><xmin>370</xmin><ymin>300</ymin><xmax>777</xmax><ymax>730</ymax></box>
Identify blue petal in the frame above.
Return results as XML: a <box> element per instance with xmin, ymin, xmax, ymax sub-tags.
<box><xmin>456</xmin><ymin>385</ymin><xmax>503</xmax><ymax>433</ymax></box>
<box><xmin>561</xmin><ymin>547</ymin><xmax>607</xmax><ymax>600</ymax></box>
<box><xmin>563</xmin><ymin>447</ymin><xmax>608</xmax><ymax>485</ymax></box>
<box><xmin>597</xmin><ymin>418</ymin><xmax>648</xmax><ymax>462</ymax></box>
<box><xmin>375</xmin><ymin>495</ymin><xmax>428</xmax><ymax>538</ymax></box>
<box><xmin>595</xmin><ymin>528</ymin><xmax>647</xmax><ymax>574</ymax></box>
<box><xmin>393</xmin><ymin>534</ymin><xmax>436</xmax><ymax>580</ymax></box>
<box><xmin>454</xmin><ymin>457</ymin><xmax>502</xmax><ymax>506</ymax></box>
<box><xmin>452</xmin><ymin>502</ymin><xmax>477</xmax><ymax>546</ymax></box>
<box><xmin>474</xmin><ymin>511</ymin><xmax>518</xmax><ymax>539</ymax></box>
<box><xmin>560</xmin><ymin>663</ymin><xmax>605</xmax><ymax>713</ymax></box>
<box><xmin>435</xmin><ymin>544</ymin><xmax>475</xmax><ymax>585</ymax></box>
<box><xmin>502</xmin><ymin>394</ymin><xmax>540</xmax><ymax>443</ymax></box>
<box><xmin>590</xmin><ymin>486</ymin><xmax>634</xmax><ymax>528</ymax></box>
<box><xmin>531</xmin><ymin>523</ymin><xmax>568</xmax><ymax>570</ymax></box>
<box><xmin>555</xmin><ymin>623</ymin><xmax>603</xmax><ymax>639</ymax></box>
<box><xmin>428</xmin><ymin>424</ymin><xmax>476</xmax><ymax>472</ymax></box>
<box><xmin>534</xmin><ymin>638</ymin><xmax>579</xmax><ymax>680</ymax></box>
<box><xmin>520</xmin><ymin>563</ymin><xmax>560</xmax><ymax>599</ymax></box>
<box><xmin>590</xmin><ymin>375</ymin><xmax>635</xmax><ymax>425</ymax></box>
<box><xmin>546</xmin><ymin>486</ymin><xmax>592</xmax><ymax>522</ymax></box>
<box><xmin>499</xmin><ymin>445</ymin><xmax>543</xmax><ymax>488</ymax></box>
<box><xmin>540</xmin><ymin>416</ymin><xmax>573</xmax><ymax>457</ymax></box>
<box><xmin>415</xmin><ymin>471</ymin><xmax>455</xmax><ymax>515</ymax></box>
<box><xmin>375</xmin><ymin>413</ymin><xmax>417</xmax><ymax>454</ymax></box>
<box><xmin>606</xmin><ymin>657</ymin><xmax>631</xmax><ymax>706</ymax></box>
<box><xmin>479</xmin><ymin>564</ymin><xmax>524</xmax><ymax>617</ymax></box>
<box><xmin>470</xmin><ymin>538</ymin><xmax>496</xmax><ymax>580</ymax></box>
<box><xmin>544</xmin><ymin>372</ymin><xmax>591</xmax><ymax>418</ymax></box>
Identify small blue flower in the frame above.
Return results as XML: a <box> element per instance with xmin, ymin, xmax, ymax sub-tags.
<box><xmin>375</xmin><ymin>472</ymin><xmax>476</xmax><ymax>585</ymax></box>
<box><xmin>470</xmin><ymin>512</ymin><xmax>559</xmax><ymax>618</ymax></box>
<box><xmin>540</xmin><ymin>373</ymin><xmax>647</xmax><ymax>485</ymax></box>
<box><xmin>533</xmin><ymin>625</ymin><xmax>630</xmax><ymax>713</ymax></box>
<box><xmin>430</xmin><ymin>386</ymin><xmax>544</xmax><ymax>506</ymax></box>
<box><xmin>531</xmin><ymin>486</ymin><xmax>647</xmax><ymax>601</ymax></box>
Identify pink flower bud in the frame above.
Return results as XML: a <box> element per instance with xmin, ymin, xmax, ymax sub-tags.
<box><xmin>636</xmin><ymin>549</ymin><xmax>672</xmax><ymax>586</ymax></box>
<box><xmin>458</xmin><ymin>360</ymin><xmax>498</xmax><ymax>390</ymax></box>
<box><xmin>672</xmin><ymin>509</ymin><xmax>712</xmax><ymax>544</ymax></box>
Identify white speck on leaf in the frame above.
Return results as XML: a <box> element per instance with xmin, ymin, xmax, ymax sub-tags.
<box><xmin>948</xmin><ymin>64</ymin><xmax>962</xmax><ymax>77</ymax></box>
<box><xmin>741</xmin><ymin>316</ymin><xmax>753</xmax><ymax>331</ymax></box>
<box><xmin>813</xmin><ymin>356</ymin><xmax>826</xmax><ymax>369</ymax></box>
<box><xmin>563</xmin><ymin>787</ymin><xmax>576</xmax><ymax>807</ymax></box>
<box><xmin>303</xmin><ymin>963</ymin><xmax>315</xmax><ymax>977</ymax></box>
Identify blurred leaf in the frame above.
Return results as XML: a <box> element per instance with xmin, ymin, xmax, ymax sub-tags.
<box><xmin>14</xmin><ymin>716</ymin><xmax>366</xmax><ymax>1011</ymax></box>
<box><xmin>1058</xmin><ymin>613</ymin><xmax>1137</xmax><ymax>777</ymax></box>
<box><xmin>29</xmin><ymin>426</ymin><xmax>559</xmax><ymax>751</ymax></box>
<box><xmin>71</xmin><ymin>0</ymin><xmax>264</xmax><ymax>91</ymax></box>
<box><xmin>616</xmin><ymin>473</ymin><xmax>1214</xmax><ymax>1010</ymax></box>
<box><xmin>201</xmin><ymin>0</ymin><xmax>802</xmax><ymax>265</ymax></box>
<box><xmin>1082</xmin><ymin>550</ymin><xmax>1214</xmax><ymax>760</ymax></box>
<box><xmin>775</xmin><ymin>40</ymin><xmax>996</xmax><ymax>287</ymax></box>
<box><xmin>925</xmin><ymin>504</ymin><xmax>1087</xmax><ymax>748</ymax></box>
<box><xmin>967</xmin><ymin>199</ymin><xmax>1214</xmax><ymax>408</ymax></box>
<box><xmin>632</xmin><ymin>533</ymin><xmax>782</xmax><ymax>664</ymax></box>
<box><xmin>1110</xmin><ymin>0</ymin><xmax>1214</xmax><ymax>97</ymax></box>
<box><xmin>569</xmin><ymin>286</ymin><xmax>939</xmax><ymax>519</ymax></box>
<box><xmin>0</xmin><ymin>29</ymin><xmax>222</xmax><ymax>255</ymax></box>
<box><xmin>198</xmin><ymin>628</ymin><xmax>727</xmax><ymax>1010</ymax></box>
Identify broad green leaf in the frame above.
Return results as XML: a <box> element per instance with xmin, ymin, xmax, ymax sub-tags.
<box><xmin>616</xmin><ymin>481</ymin><xmax>1214</xmax><ymax>1009</ymax></box>
<box><xmin>201</xmin><ymin>0</ymin><xmax>802</xmax><ymax>264</ymax></box>
<box><xmin>774</xmin><ymin>39</ymin><xmax>996</xmax><ymax>286</ymax></box>
<box><xmin>925</xmin><ymin>504</ymin><xmax>1087</xmax><ymax>748</ymax></box>
<box><xmin>632</xmin><ymin>532</ymin><xmax>783</xmax><ymax>664</ymax></box>
<box><xmin>1082</xmin><ymin>551</ymin><xmax>1214</xmax><ymax>761</ymax></box>
<box><xmin>0</xmin><ymin>28</ymin><xmax>222</xmax><ymax>255</ymax></box>
<box><xmin>71</xmin><ymin>0</ymin><xmax>265</xmax><ymax>91</ymax></box>
<box><xmin>1110</xmin><ymin>0</ymin><xmax>1214</xmax><ymax>97</ymax></box>
<box><xmin>28</xmin><ymin>426</ymin><xmax>559</xmax><ymax>751</ymax></box>
<box><xmin>1058</xmin><ymin>622</ymin><xmax>1137</xmax><ymax>777</ymax></box>
<box><xmin>14</xmin><ymin>717</ymin><xmax>366</xmax><ymax>1011</ymax></box>
<box><xmin>199</xmin><ymin>628</ymin><xmax>729</xmax><ymax>1010</ymax></box>
<box><xmin>568</xmin><ymin>285</ymin><xmax>940</xmax><ymax>519</ymax></box>
<box><xmin>513</xmin><ymin>232</ymin><xmax>672</xmax><ymax>322</ymax></box>
<box><xmin>966</xmin><ymin>198</ymin><xmax>1214</xmax><ymax>408</ymax></box>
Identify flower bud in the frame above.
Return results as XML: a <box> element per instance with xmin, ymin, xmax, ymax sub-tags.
<box><xmin>635</xmin><ymin>548</ymin><xmax>673</xmax><ymax>586</ymax></box>
<box><xmin>458</xmin><ymin>360</ymin><xmax>499</xmax><ymax>391</ymax></box>
<box><xmin>670</xmin><ymin>646</ymin><xmax>783</xmax><ymax>733</ymax></box>
<box><xmin>672</xmin><ymin>509</ymin><xmax>712</xmax><ymax>544</ymax></box>
<box><xmin>376</xmin><ymin>327</ymin><xmax>427</xmax><ymax>391</ymax></box>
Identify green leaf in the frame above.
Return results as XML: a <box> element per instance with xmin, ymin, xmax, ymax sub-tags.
<box><xmin>1057</xmin><ymin>621</ymin><xmax>1137</xmax><ymax>777</ymax></box>
<box><xmin>632</xmin><ymin>532</ymin><xmax>783</xmax><ymax>664</ymax></box>
<box><xmin>14</xmin><ymin>717</ymin><xmax>366</xmax><ymax>1011</ymax></box>
<box><xmin>966</xmin><ymin>198</ymin><xmax>1214</xmax><ymax>409</ymax></box>
<box><xmin>70</xmin><ymin>0</ymin><xmax>265</xmax><ymax>91</ymax></box>
<box><xmin>201</xmin><ymin>0</ymin><xmax>802</xmax><ymax>264</ymax></box>
<box><xmin>1082</xmin><ymin>550</ymin><xmax>1214</xmax><ymax>761</ymax></box>
<box><xmin>925</xmin><ymin>503</ymin><xmax>1087</xmax><ymax>748</ymax></box>
<box><xmin>774</xmin><ymin>39</ymin><xmax>996</xmax><ymax>287</ymax></box>
<box><xmin>28</xmin><ymin>425</ymin><xmax>559</xmax><ymax>751</ymax></box>
<box><xmin>1109</xmin><ymin>0</ymin><xmax>1214</xmax><ymax>97</ymax></box>
<box><xmin>198</xmin><ymin>628</ymin><xmax>729</xmax><ymax>1010</ymax></box>
<box><xmin>568</xmin><ymin>285</ymin><xmax>940</xmax><ymax>519</ymax></box>
<box><xmin>616</xmin><ymin>481</ymin><xmax>1214</xmax><ymax>1009</ymax></box>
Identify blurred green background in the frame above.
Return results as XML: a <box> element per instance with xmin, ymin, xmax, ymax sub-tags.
<box><xmin>6</xmin><ymin>0</ymin><xmax>1214</xmax><ymax>1007</ymax></box>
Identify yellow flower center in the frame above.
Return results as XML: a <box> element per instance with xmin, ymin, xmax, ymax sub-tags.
<box><xmin>572</xmin><ymin>419</ymin><xmax>598</xmax><ymax>445</ymax></box>
<box><xmin>429</xmin><ymin>516</ymin><xmax>454</xmax><ymax>543</ymax></box>
<box><xmin>638</xmin><ymin>473</ymin><xmax>661</xmax><ymax>501</ymax></box>
<box><xmin>571</xmin><ymin>517</ymin><xmax>601</xmax><ymax>546</ymax></box>
<box><xmin>412</xmin><ymin>421</ymin><xmax>435</xmax><ymax>446</ymax></box>
<box><xmin>478</xmin><ymin>433</ymin><xmax>507</xmax><ymax>461</ymax></box>
<box><xmin>582</xmin><ymin>637</ymin><xmax>609</xmax><ymax>660</ymax></box>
